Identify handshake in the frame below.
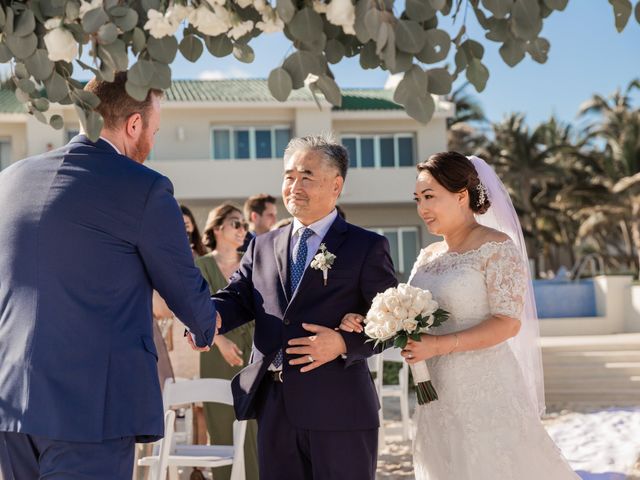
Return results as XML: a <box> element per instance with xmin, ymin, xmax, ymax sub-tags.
<box><xmin>185</xmin><ymin>312</ymin><xmax>222</xmax><ymax>352</ymax></box>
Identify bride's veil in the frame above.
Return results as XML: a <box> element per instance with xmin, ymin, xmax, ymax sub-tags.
<box><xmin>468</xmin><ymin>155</ymin><xmax>546</xmax><ymax>416</ymax></box>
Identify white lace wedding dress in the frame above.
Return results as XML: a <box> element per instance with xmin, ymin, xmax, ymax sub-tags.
<box><xmin>409</xmin><ymin>239</ymin><xmax>579</xmax><ymax>479</ymax></box>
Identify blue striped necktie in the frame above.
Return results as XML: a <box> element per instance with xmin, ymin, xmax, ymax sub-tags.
<box><xmin>272</xmin><ymin>227</ymin><xmax>314</xmax><ymax>369</ymax></box>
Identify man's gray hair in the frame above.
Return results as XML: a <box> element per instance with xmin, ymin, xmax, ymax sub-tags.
<box><xmin>283</xmin><ymin>133</ymin><xmax>349</xmax><ymax>179</ymax></box>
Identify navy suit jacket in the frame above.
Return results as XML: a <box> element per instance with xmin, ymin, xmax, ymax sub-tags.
<box><xmin>0</xmin><ymin>136</ymin><xmax>216</xmax><ymax>443</ymax></box>
<box><xmin>215</xmin><ymin>215</ymin><xmax>398</xmax><ymax>431</ymax></box>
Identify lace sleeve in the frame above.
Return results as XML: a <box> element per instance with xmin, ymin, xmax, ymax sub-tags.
<box><xmin>484</xmin><ymin>241</ymin><xmax>527</xmax><ymax>319</ymax></box>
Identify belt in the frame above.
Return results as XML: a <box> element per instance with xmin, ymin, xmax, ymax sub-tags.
<box><xmin>269</xmin><ymin>370</ymin><xmax>283</xmax><ymax>383</ymax></box>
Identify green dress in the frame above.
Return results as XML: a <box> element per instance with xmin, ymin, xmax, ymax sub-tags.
<box><xmin>196</xmin><ymin>254</ymin><xmax>259</xmax><ymax>480</ymax></box>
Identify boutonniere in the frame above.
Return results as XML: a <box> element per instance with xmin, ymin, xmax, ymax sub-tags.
<box><xmin>310</xmin><ymin>243</ymin><xmax>336</xmax><ymax>286</ymax></box>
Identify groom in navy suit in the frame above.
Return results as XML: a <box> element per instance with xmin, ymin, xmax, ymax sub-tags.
<box><xmin>0</xmin><ymin>73</ymin><xmax>218</xmax><ymax>479</ymax></box>
<box><xmin>207</xmin><ymin>135</ymin><xmax>397</xmax><ymax>479</ymax></box>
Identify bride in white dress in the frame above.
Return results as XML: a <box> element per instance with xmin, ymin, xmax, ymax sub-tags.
<box><xmin>342</xmin><ymin>152</ymin><xmax>579</xmax><ymax>479</ymax></box>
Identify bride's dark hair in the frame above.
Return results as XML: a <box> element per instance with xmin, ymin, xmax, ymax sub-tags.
<box><xmin>416</xmin><ymin>151</ymin><xmax>491</xmax><ymax>214</ymax></box>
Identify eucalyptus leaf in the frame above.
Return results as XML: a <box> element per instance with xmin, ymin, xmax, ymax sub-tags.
<box><xmin>97</xmin><ymin>23</ymin><xmax>118</xmax><ymax>44</ymax></box>
<box><xmin>276</xmin><ymin>0</ymin><xmax>296</xmax><ymax>23</ymax></box>
<box><xmin>388</xmin><ymin>49</ymin><xmax>413</xmax><ymax>74</ymax></box>
<box><xmin>636</xmin><ymin>1</ymin><xmax>640</xmax><ymax>23</ymax></box>
<box><xmin>14</xmin><ymin>63</ymin><xmax>29</xmax><ymax>79</ymax></box>
<box><xmin>44</xmin><ymin>72</ymin><xmax>70</xmax><ymax>102</ymax></box>
<box><xmin>354</xmin><ymin>0</ymin><xmax>374</xmax><ymax>42</ymax></box>
<box><xmin>316</xmin><ymin>75</ymin><xmax>342</xmax><ymax>107</ymax></box>
<box><xmin>289</xmin><ymin>8</ymin><xmax>323</xmax><ymax>43</ymax></box>
<box><xmin>461</xmin><ymin>39</ymin><xmax>484</xmax><ymax>59</ymax></box>
<box><xmin>147</xmin><ymin>36</ymin><xmax>178</xmax><ymax>63</ymax></box>
<box><xmin>128</xmin><ymin>59</ymin><xmax>155</xmax><ymax>86</ymax></box>
<box><xmin>124</xmin><ymin>81</ymin><xmax>150</xmax><ymax>101</ymax></box>
<box><xmin>609</xmin><ymin>0</ymin><xmax>632</xmax><ymax>32</ymax></box>
<box><xmin>141</xmin><ymin>0</ymin><xmax>161</xmax><ymax>11</ymax></box>
<box><xmin>325</xmin><ymin>38</ymin><xmax>346</xmax><ymax>64</ymax></box>
<box><xmin>5</xmin><ymin>33</ymin><xmax>38</xmax><ymax>59</ymax></box>
<box><xmin>99</xmin><ymin>39</ymin><xmax>128</xmax><ymax>71</ymax></box>
<box><xmin>50</xmin><ymin>114</ymin><xmax>64</xmax><ymax>130</ymax></box>
<box><xmin>406</xmin><ymin>0</ymin><xmax>437</xmax><ymax>21</ymax></box>
<box><xmin>14</xmin><ymin>10</ymin><xmax>36</xmax><ymax>37</ymax></box>
<box><xmin>15</xmin><ymin>88</ymin><xmax>31</xmax><ymax>104</ymax></box>
<box><xmin>99</xmin><ymin>61</ymin><xmax>115</xmax><ymax>82</ymax></box>
<box><xmin>25</xmin><ymin>49</ymin><xmax>54</xmax><ymax>81</ymax></box>
<box><xmin>0</xmin><ymin>6</ymin><xmax>5</xmax><ymax>29</ymax></box>
<box><xmin>481</xmin><ymin>0</ymin><xmax>511</xmax><ymax>19</ymax></box>
<box><xmin>31</xmin><ymin>108</ymin><xmax>47</xmax><ymax>125</ymax></box>
<box><xmin>132</xmin><ymin>27</ymin><xmax>146</xmax><ymax>54</ymax></box>
<box><xmin>382</xmin><ymin>29</ymin><xmax>396</xmax><ymax>70</ymax></box>
<box><xmin>17</xmin><ymin>78</ymin><xmax>36</xmax><ymax>94</ymax></box>
<box><xmin>512</xmin><ymin>0</ymin><xmax>542</xmax><ymax>40</ymax></box>
<box><xmin>77</xmin><ymin>58</ymin><xmax>101</xmax><ymax>78</ymax></box>
<box><xmin>4</xmin><ymin>7</ymin><xmax>13</xmax><ymax>36</ymax></box>
<box><xmin>85</xmin><ymin>109</ymin><xmax>104</xmax><ymax>142</ymax></box>
<box><xmin>526</xmin><ymin>37</ymin><xmax>550</xmax><ymax>63</ymax></box>
<box><xmin>416</xmin><ymin>29</ymin><xmax>450</xmax><ymax>63</ymax></box>
<box><xmin>205</xmin><ymin>35</ymin><xmax>233</xmax><ymax>57</ymax></box>
<box><xmin>499</xmin><ymin>38</ymin><xmax>526</xmax><ymax>66</ymax></box>
<box><xmin>299</xmin><ymin>32</ymin><xmax>327</xmax><ymax>53</ymax></box>
<box><xmin>393</xmin><ymin>65</ymin><xmax>427</xmax><ymax>105</ymax></box>
<box><xmin>179</xmin><ymin>35</ymin><xmax>204</xmax><ymax>62</ymax></box>
<box><xmin>72</xmin><ymin>89</ymin><xmax>101</xmax><ymax>109</ymax></box>
<box><xmin>364</xmin><ymin>8</ymin><xmax>382</xmax><ymax>39</ymax></box>
<box><xmin>395</xmin><ymin>19</ymin><xmax>426</xmax><ymax>54</ymax></box>
<box><xmin>268</xmin><ymin>67</ymin><xmax>293</xmax><ymax>102</ymax></box>
<box><xmin>466</xmin><ymin>57</ymin><xmax>489</xmax><ymax>92</ymax></box>
<box><xmin>406</xmin><ymin>94</ymin><xmax>435</xmax><ymax>123</ymax></box>
<box><xmin>485</xmin><ymin>18</ymin><xmax>510</xmax><ymax>42</ymax></box>
<box><xmin>0</xmin><ymin>42</ymin><xmax>12</xmax><ymax>63</ymax></box>
<box><xmin>359</xmin><ymin>41</ymin><xmax>380</xmax><ymax>69</ymax></box>
<box><xmin>82</xmin><ymin>7</ymin><xmax>109</xmax><ymax>33</ymax></box>
<box><xmin>543</xmin><ymin>0</ymin><xmax>569</xmax><ymax>10</ymax></box>
<box><xmin>233</xmin><ymin>43</ymin><xmax>255</xmax><ymax>63</ymax></box>
<box><xmin>111</xmin><ymin>7</ymin><xmax>138</xmax><ymax>32</ymax></box>
<box><xmin>283</xmin><ymin>50</ymin><xmax>324</xmax><ymax>88</ymax></box>
<box><xmin>149</xmin><ymin>62</ymin><xmax>171</xmax><ymax>90</ymax></box>
<box><xmin>375</xmin><ymin>22</ymin><xmax>390</xmax><ymax>55</ymax></box>
<box><xmin>428</xmin><ymin>0</ymin><xmax>446</xmax><ymax>9</ymax></box>
<box><xmin>426</xmin><ymin>67</ymin><xmax>452</xmax><ymax>95</ymax></box>
<box><xmin>65</xmin><ymin>1</ymin><xmax>80</xmax><ymax>21</ymax></box>
<box><xmin>32</xmin><ymin>97</ymin><xmax>50</xmax><ymax>112</ymax></box>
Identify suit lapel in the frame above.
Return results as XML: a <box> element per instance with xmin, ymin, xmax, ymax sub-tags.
<box><xmin>285</xmin><ymin>215</ymin><xmax>349</xmax><ymax>312</ymax></box>
<box><xmin>273</xmin><ymin>223</ymin><xmax>293</xmax><ymax>304</ymax></box>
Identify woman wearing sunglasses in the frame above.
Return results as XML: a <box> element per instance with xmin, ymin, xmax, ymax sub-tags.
<box><xmin>197</xmin><ymin>203</ymin><xmax>259</xmax><ymax>480</ymax></box>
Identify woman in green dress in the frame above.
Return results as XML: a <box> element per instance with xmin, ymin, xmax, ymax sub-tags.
<box><xmin>197</xmin><ymin>203</ymin><xmax>258</xmax><ymax>480</ymax></box>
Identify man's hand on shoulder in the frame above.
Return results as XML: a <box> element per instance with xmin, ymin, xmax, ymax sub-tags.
<box><xmin>286</xmin><ymin>323</ymin><xmax>347</xmax><ymax>373</ymax></box>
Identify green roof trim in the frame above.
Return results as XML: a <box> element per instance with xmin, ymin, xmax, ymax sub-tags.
<box><xmin>0</xmin><ymin>79</ymin><xmax>402</xmax><ymax>113</ymax></box>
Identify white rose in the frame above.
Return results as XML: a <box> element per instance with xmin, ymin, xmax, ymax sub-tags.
<box><xmin>144</xmin><ymin>9</ymin><xmax>180</xmax><ymax>39</ymax></box>
<box><xmin>383</xmin><ymin>294</ymin><xmax>400</xmax><ymax>312</ymax></box>
<box><xmin>44</xmin><ymin>28</ymin><xmax>79</xmax><ymax>63</ymax></box>
<box><xmin>421</xmin><ymin>299</ymin><xmax>439</xmax><ymax>318</ymax></box>
<box><xmin>169</xmin><ymin>4</ymin><xmax>193</xmax><ymax>23</ymax></box>
<box><xmin>402</xmin><ymin>318</ymin><xmax>419</xmax><ymax>333</ymax></box>
<box><xmin>412</xmin><ymin>293</ymin><xmax>427</xmax><ymax>315</ymax></box>
<box><xmin>392</xmin><ymin>306</ymin><xmax>409</xmax><ymax>321</ymax></box>
<box><xmin>407</xmin><ymin>305</ymin><xmax>421</xmax><ymax>319</ymax></box>
<box><xmin>44</xmin><ymin>17</ymin><xmax>63</xmax><ymax>30</ymax></box>
<box><xmin>189</xmin><ymin>5</ymin><xmax>230</xmax><ymax>36</ymax></box>
<box><xmin>256</xmin><ymin>16</ymin><xmax>284</xmax><ymax>33</ymax></box>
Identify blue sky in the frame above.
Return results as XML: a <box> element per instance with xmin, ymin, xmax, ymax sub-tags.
<box><xmin>168</xmin><ymin>2</ymin><xmax>639</xmax><ymax>126</ymax></box>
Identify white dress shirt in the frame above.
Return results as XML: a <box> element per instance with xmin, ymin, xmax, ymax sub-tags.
<box><xmin>289</xmin><ymin>209</ymin><xmax>338</xmax><ymax>285</ymax></box>
<box><xmin>99</xmin><ymin>136</ymin><xmax>122</xmax><ymax>155</ymax></box>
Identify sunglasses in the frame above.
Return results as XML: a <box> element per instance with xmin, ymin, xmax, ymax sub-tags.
<box><xmin>227</xmin><ymin>219</ymin><xmax>249</xmax><ymax>230</ymax></box>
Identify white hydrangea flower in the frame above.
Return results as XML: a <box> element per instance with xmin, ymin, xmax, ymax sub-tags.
<box><xmin>326</xmin><ymin>0</ymin><xmax>355</xmax><ymax>35</ymax></box>
<box><xmin>144</xmin><ymin>9</ymin><xmax>180</xmax><ymax>38</ymax></box>
<box><xmin>253</xmin><ymin>0</ymin><xmax>268</xmax><ymax>13</ymax></box>
<box><xmin>169</xmin><ymin>4</ymin><xmax>193</xmax><ymax>23</ymax></box>
<box><xmin>189</xmin><ymin>4</ymin><xmax>231</xmax><ymax>36</ymax></box>
<box><xmin>44</xmin><ymin>27</ymin><xmax>79</xmax><ymax>63</ymax></box>
<box><xmin>256</xmin><ymin>5</ymin><xmax>284</xmax><ymax>33</ymax></box>
<box><xmin>44</xmin><ymin>17</ymin><xmax>63</xmax><ymax>30</ymax></box>
<box><xmin>235</xmin><ymin>0</ymin><xmax>254</xmax><ymax>7</ymax></box>
<box><xmin>229</xmin><ymin>19</ymin><xmax>254</xmax><ymax>39</ymax></box>
<box><xmin>79</xmin><ymin>0</ymin><xmax>103</xmax><ymax>19</ymax></box>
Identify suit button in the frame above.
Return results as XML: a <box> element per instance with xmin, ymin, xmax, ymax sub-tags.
<box><xmin>283</xmin><ymin>318</ymin><xmax>290</xmax><ymax>325</ymax></box>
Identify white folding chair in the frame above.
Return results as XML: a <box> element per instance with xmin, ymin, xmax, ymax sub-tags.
<box><xmin>368</xmin><ymin>348</ymin><xmax>411</xmax><ymax>448</ymax></box>
<box><xmin>138</xmin><ymin>378</ymin><xmax>247</xmax><ymax>480</ymax></box>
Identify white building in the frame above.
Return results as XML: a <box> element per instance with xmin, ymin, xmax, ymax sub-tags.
<box><xmin>0</xmin><ymin>79</ymin><xmax>454</xmax><ymax>281</ymax></box>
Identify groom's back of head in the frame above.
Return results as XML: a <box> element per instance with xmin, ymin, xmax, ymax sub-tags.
<box><xmin>84</xmin><ymin>72</ymin><xmax>163</xmax><ymax>130</ymax></box>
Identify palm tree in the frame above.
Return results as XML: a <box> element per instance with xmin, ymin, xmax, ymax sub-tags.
<box><xmin>446</xmin><ymin>82</ymin><xmax>487</xmax><ymax>154</ymax></box>
<box><xmin>578</xmin><ymin>79</ymin><xmax>640</xmax><ymax>273</ymax></box>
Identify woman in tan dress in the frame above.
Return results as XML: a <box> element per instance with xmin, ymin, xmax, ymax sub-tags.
<box><xmin>197</xmin><ymin>204</ymin><xmax>258</xmax><ymax>480</ymax></box>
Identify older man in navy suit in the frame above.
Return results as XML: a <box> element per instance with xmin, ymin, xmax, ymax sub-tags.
<box><xmin>0</xmin><ymin>73</ymin><xmax>218</xmax><ymax>479</ymax></box>
<box><xmin>196</xmin><ymin>135</ymin><xmax>398</xmax><ymax>479</ymax></box>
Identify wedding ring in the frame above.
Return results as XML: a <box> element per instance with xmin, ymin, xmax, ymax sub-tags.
<box><xmin>309</xmin><ymin>335</ymin><xmax>317</xmax><ymax>342</ymax></box>
<box><xmin>407</xmin><ymin>353</ymin><xmax>413</xmax><ymax>359</ymax></box>
<box><xmin>307</xmin><ymin>355</ymin><xmax>314</xmax><ymax>363</ymax></box>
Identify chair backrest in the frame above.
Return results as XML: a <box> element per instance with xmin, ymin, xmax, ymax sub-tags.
<box><xmin>156</xmin><ymin>410</ymin><xmax>176</xmax><ymax>476</ymax></box>
<box><xmin>163</xmin><ymin>378</ymin><xmax>233</xmax><ymax>411</ymax></box>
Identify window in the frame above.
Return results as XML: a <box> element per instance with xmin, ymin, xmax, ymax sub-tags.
<box><xmin>0</xmin><ymin>139</ymin><xmax>12</xmax><ymax>170</ymax></box>
<box><xmin>370</xmin><ymin>227</ymin><xmax>419</xmax><ymax>282</ymax></box>
<box><xmin>341</xmin><ymin>134</ymin><xmax>415</xmax><ymax>168</ymax></box>
<box><xmin>211</xmin><ymin>126</ymin><xmax>292</xmax><ymax>160</ymax></box>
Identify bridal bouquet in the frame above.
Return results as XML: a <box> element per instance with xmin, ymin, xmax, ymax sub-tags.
<box><xmin>364</xmin><ymin>284</ymin><xmax>449</xmax><ymax>405</ymax></box>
